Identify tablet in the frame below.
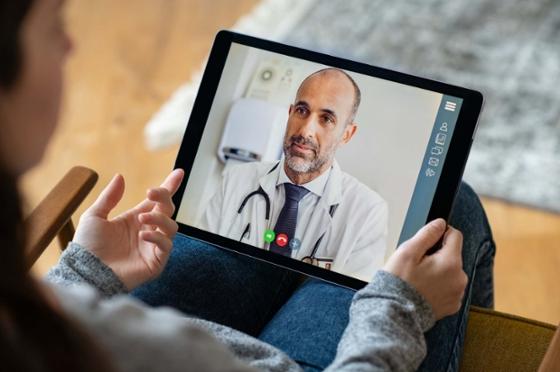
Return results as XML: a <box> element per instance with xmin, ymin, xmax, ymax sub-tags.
<box><xmin>171</xmin><ymin>30</ymin><xmax>483</xmax><ymax>289</ymax></box>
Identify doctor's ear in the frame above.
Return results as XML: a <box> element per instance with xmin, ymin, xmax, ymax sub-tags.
<box><xmin>340</xmin><ymin>123</ymin><xmax>358</xmax><ymax>145</ymax></box>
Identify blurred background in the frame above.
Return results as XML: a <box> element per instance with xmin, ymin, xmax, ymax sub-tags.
<box><xmin>25</xmin><ymin>0</ymin><xmax>560</xmax><ymax>325</ymax></box>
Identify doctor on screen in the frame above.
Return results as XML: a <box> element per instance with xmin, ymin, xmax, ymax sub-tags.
<box><xmin>200</xmin><ymin>68</ymin><xmax>388</xmax><ymax>281</ymax></box>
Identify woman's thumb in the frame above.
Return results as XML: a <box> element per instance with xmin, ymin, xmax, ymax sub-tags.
<box><xmin>86</xmin><ymin>174</ymin><xmax>125</xmax><ymax>219</ymax></box>
<box><xmin>402</xmin><ymin>218</ymin><xmax>447</xmax><ymax>258</ymax></box>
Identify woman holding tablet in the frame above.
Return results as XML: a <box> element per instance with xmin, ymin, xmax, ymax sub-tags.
<box><xmin>0</xmin><ymin>1</ymin><xmax>495</xmax><ymax>371</ymax></box>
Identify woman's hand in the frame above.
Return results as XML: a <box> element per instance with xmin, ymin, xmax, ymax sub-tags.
<box><xmin>383</xmin><ymin>219</ymin><xmax>468</xmax><ymax>320</ymax></box>
<box><xmin>73</xmin><ymin>169</ymin><xmax>184</xmax><ymax>290</ymax></box>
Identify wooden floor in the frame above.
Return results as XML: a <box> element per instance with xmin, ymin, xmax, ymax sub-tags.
<box><xmin>24</xmin><ymin>0</ymin><xmax>560</xmax><ymax>326</ymax></box>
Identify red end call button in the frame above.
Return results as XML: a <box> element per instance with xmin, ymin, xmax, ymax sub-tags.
<box><xmin>275</xmin><ymin>233</ymin><xmax>288</xmax><ymax>247</ymax></box>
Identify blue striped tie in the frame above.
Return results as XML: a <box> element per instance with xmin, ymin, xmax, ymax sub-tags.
<box><xmin>270</xmin><ymin>183</ymin><xmax>309</xmax><ymax>256</ymax></box>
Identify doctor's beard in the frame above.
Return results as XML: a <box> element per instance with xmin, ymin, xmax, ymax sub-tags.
<box><xmin>283</xmin><ymin>135</ymin><xmax>336</xmax><ymax>174</ymax></box>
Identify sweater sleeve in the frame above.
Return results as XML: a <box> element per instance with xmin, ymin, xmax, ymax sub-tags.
<box><xmin>45</xmin><ymin>242</ymin><xmax>128</xmax><ymax>297</ymax></box>
<box><xmin>325</xmin><ymin>270</ymin><xmax>436</xmax><ymax>372</ymax></box>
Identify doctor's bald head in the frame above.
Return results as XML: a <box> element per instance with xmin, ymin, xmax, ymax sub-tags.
<box><xmin>283</xmin><ymin>68</ymin><xmax>361</xmax><ymax>184</ymax></box>
<box><xmin>296</xmin><ymin>68</ymin><xmax>361</xmax><ymax>125</ymax></box>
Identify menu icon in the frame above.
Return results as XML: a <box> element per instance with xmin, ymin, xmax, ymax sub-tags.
<box><xmin>444</xmin><ymin>101</ymin><xmax>457</xmax><ymax>112</ymax></box>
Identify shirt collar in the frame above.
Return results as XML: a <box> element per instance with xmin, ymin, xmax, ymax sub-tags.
<box><xmin>277</xmin><ymin>158</ymin><xmax>332</xmax><ymax>197</ymax></box>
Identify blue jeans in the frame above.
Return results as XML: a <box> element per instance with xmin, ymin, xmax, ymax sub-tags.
<box><xmin>133</xmin><ymin>183</ymin><xmax>495</xmax><ymax>372</ymax></box>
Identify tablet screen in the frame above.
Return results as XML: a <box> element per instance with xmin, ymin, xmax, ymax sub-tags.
<box><xmin>175</xmin><ymin>41</ymin><xmax>465</xmax><ymax>283</ymax></box>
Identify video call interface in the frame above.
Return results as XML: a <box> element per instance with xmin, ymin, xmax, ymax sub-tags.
<box><xmin>176</xmin><ymin>43</ymin><xmax>463</xmax><ymax>282</ymax></box>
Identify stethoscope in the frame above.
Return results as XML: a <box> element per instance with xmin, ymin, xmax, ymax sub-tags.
<box><xmin>237</xmin><ymin>162</ymin><xmax>339</xmax><ymax>264</ymax></box>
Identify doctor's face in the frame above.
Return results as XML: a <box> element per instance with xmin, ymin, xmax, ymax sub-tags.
<box><xmin>283</xmin><ymin>69</ymin><xmax>358</xmax><ymax>178</ymax></box>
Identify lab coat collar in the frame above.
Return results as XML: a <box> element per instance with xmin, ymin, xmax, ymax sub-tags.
<box><xmin>322</xmin><ymin>160</ymin><xmax>343</xmax><ymax>207</ymax></box>
<box><xmin>258</xmin><ymin>161</ymin><xmax>282</xmax><ymax>204</ymax></box>
<box><xmin>258</xmin><ymin>159</ymin><xmax>343</xmax><ymax>208</ymax></box>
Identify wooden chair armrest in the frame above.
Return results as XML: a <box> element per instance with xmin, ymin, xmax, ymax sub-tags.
<box><xmin>24</xmin><ymin>166</ymin><xmax>98</xmax><ymax>268</ymax></box>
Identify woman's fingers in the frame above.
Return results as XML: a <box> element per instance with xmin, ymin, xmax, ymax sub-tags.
<box><xmin>87</xmin><ymin>174</ymin><xmax>126</xmax><ymax>219</ymax></box>
<box><xmin>130</xmin><ymin>169</ymin><xmax>184</xmax><ymax>217</ymax></box>
<box><xmin>147</xmin><ymin>187</ymin><xmax>175</xmax><ymax>216</ymax></box>
<box><xmin>139</xmin><ymin>211</ymin><xmax>178</xmax><ymax>236</ymax></box>
<box><xmin>139</xmin><ymin>230</ymin><xmax>173</xmax><ymax>254</ymax></box>
<box><xmin>160</xmin><ymin>168</ymin><xmax>184</xmax><ymax>195</ymax></box>
<box><xmin>135</xmin><ymin>169</ymin><xmax>184</xmax><ymax>216</ymax></box>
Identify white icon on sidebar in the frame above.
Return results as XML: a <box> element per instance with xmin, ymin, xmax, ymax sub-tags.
<box><xmin>425</xmin><ymin>168</ymin><xmax>436</xmax><ymax>177</ymax></box>
<box><xmin>428</xmin><ymin>157</ymin><xmax>440</xmax><ymax>167</ymax></box>
<box><xmin>445</xmin><ymin>101</ymin><xmax>456</xmax><ymax>112</ymax></box>
<box><xmin>431</xmin><ymin>146</ymin><xmax>443</xmax><ymax>155</ymax></box>
<box><xmin>435</xmin><ymin>133</ymin><xmax>447</xmax><ymax>146</ymax></box>
<box><xmin>440</xmin><ymin>122</ymin><xmax>448</xmax><ymax>132</ymax></box>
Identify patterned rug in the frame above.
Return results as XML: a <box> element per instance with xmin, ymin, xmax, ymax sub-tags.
<box><xmin>145</xmin><ymin>0</ymin><xmax>560</xmax><ymax>212</ymax></box>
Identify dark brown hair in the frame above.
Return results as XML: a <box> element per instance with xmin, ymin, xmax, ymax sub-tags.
<box><xmin>0</xmin><ymin>1</ymin><xmax>116</xmax><ymax>370</ymax></box>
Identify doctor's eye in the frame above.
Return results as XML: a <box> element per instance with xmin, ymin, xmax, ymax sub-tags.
<box><xmin>320</xmin><ymin>114</ymin><xmax>335</xmax><ymax>126</ymax></box>
<box><xmin>294</xmin><ymin>105</ymin><xmax>309</xmax><ymax>117</ymax></box>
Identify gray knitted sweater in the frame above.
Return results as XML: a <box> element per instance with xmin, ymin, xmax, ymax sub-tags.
<box><xmin>45</xmin><ymin>243</ymin><xmax>435</xmax><ymax>371</ymax></box>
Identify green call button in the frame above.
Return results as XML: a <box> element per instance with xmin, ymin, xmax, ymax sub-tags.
<box><xmin>264</xmin><ymin>229</ymin><xmax>276</xmax><ymax>243</ymax></box>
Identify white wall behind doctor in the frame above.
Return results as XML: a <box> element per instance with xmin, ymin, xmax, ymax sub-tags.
<box><xmin>177</xmin><ymin>43</ymin><xmax>441</xmax><ymax>258</ymax></box>
<box><xmin>177</xmin><ymin>44</ymin><xmax>257</xmax><ymax>226</ymax></box>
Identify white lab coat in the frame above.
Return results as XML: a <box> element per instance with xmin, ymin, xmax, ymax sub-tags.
<box><xmin>200</xmin><ymin>160</ymin><xmax>388</xmax><ymax>282</ymax></box>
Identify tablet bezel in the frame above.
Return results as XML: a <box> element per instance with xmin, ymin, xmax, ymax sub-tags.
<box><xmin>171</xmin><ymin>30</ymin><xmax>483</xmax><ymax>290</ymax></box>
